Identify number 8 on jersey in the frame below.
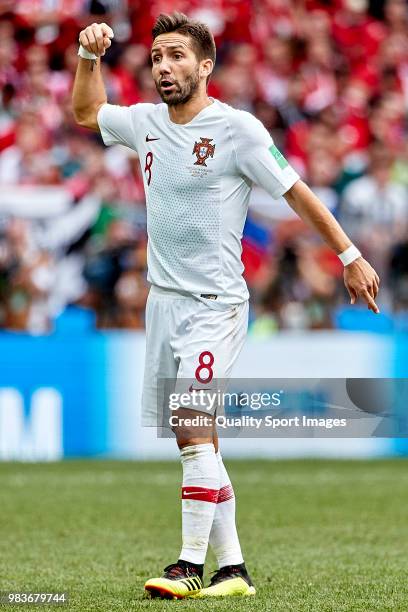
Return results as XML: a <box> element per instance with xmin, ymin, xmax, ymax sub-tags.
<box><xmin>145</xmin><ymin>152</ymin><xmax>154</xmax><ymax>185</ymax></box>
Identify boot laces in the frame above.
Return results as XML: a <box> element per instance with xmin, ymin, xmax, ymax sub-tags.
<box><xmin>209</xmin><ymin>565</ymin><xmax>241</xmax><ymax>585</ymax></box>
<box><xmin>163</xmin><ymin>562</ymin><xmax>194</xmax><ymax>579</ymax></box>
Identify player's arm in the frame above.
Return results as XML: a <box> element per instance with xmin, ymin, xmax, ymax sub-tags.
<box><xmin>232</xmin><ymin>111</ymin><xmax>380</xmax><ymax>315</ymax></box>
<box><xmin>284</xmin><ymin>180</ymin><xmax>380</xmax><ymax>314</ymax></box>
<box><xmin>72</xmin><ymin>22</ymin><xmax>113</xmax><ymax>131</ymax></box>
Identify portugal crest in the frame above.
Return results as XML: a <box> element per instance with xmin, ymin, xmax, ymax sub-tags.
<box><xmin>193</xmin><ymin>137</ymin><xmax>215</xmax><ymax>167</ymax></box>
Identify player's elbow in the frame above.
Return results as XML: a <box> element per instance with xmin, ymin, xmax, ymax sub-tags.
<box><xmin>284</xmin><ymin>179</ymin><xmax>305</xmax><ymax>203</ymax></box>
<box><xmin>72</xmin><ymin>103</ymin><xmax>104</xmax><ymax>131</ymax></box>
<box><xmin>283</xmin><ymin>179</ymin><xmax>311</xmax><ymax>210</ymax></box>
<box><xmin>72</xmin><ymin>112</ymin><xmax>87</xmax><ymax>128</ymax></box>
<box><xmin>72</xmin><ymin>105</ymin><xmax>89</xmax><ymax>126</ymax></box>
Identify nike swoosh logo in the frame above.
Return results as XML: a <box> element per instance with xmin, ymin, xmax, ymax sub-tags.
<box><xmin>146</xmin><ymin>134</ymin><xmax>160</xmax><ymax>142</ymax></box>
<box><xmin>183</xmin><ymin>490</ymin><xmax>208</xmax><ymax>496</ymax></box>
<box><xmin>188</xmin><ymin>384</ymin><xmax>212</xmax><ymax>392</ymax></box>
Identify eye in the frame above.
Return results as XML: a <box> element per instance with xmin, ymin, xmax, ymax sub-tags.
<box><xmin>174</xmin><ymin>53</ymin><xmax>183</xmax><ymax>60</ymax></box>
<box><xmin>152</xmin><ymin>55</ymin><xmax>161</xmax><ymax>63</ymax></box>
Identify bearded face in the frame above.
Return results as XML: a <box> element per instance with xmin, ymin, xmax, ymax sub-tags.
<box><xmin>154</xmin><ymin>64</ymin><xmax>200</xmax><ymax>106</ymax></box>
<box><xmin>151</xmin><ymin>33</ymin><xmax>206</xmax><ymax>107</ymax></box>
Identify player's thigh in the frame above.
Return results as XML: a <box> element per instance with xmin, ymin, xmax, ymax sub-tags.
<box><xmin>170</xmin><ymin>300</ymin><xmax>248</xmax><ymax>443</ymax></box>
<box><xmin>173</xmin><ymin>300</ymin><xmax>249</xmax><ymax>394</ymax></box>
<box><xmin>141</xmin><ymin>290</ymin><xmax>178</xmax><ymax>426</ymax></box>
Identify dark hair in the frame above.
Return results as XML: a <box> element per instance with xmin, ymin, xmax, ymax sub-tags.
<box><xmin>152</xmin><ymin>12</ymin><xmax>216</xmax><ymax>73</ymax></box>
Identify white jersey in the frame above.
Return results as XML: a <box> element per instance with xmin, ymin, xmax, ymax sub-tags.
<box><xmin>97</xmin><ymin>99</ymin><xmax>299</xmax><ymax>309</ymax></box>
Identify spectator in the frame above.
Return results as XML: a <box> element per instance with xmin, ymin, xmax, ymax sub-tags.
<box><xmin>338</xmin><ymin>143</ymin><xmax>408</xmax><ymax>280</ymax></box>
<box><xmin>0</xmin><ymin>217</ymin><xmax>55</xmax><ymax>333</ymax></box>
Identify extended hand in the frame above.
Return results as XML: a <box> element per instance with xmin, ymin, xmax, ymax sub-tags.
<box><xmin>79</xmin><ymin>22</ymin><xmax>114</xmax><ymax>57</ymax></box>
<box><xmin>344</xmin><ymin>257</ymin><xmax>380</xmax><ymax>314</ymax></box>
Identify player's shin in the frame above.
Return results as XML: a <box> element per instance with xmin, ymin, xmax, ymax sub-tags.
<box><xmin>179</xmin><ymin>443</ymin><xmax>220</xmax><ymax>565</ymax></box>
<box><xmin>209</xmin><ymin>450</ymin><xmax>244</xmax><ymax>567</ymax></box>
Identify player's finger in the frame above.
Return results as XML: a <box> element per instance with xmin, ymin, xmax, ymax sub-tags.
<box><xmin>362</xmin><ymin>289</ymin><xmax>380</xmax><ymax>314</ymax></box>
<box><xmin>347</xmin><ymin>285</ymin><xmax>357</xmax><ymax>305</ymax></box>
<box><xmin>80</xmin><ymin>31</ymin><xmax>96</xmax><ymax>55</ymax></box>
<box><xmin>102</xmin><ymin>37</ymin><xmax>112</xmax><ymax>54</ymax></box>
<box><xmin>100</xmin><ymin>23</ymin><xmax>114</xmax><ymax>39</ymax></box>
<box><xmin>91</xmin><ymin>25</ymin><xmax>105</xmax><ymax>55</ymax></box>
<box><xmin>372</xmin><ymin>278</ymin><xmax>379</xmax><ymax>298</ymax></box>
<box><xmin>83</xmin><ymin>29</ymin><xmax>99</xmax><ymax>55</ymax></box>
<box><xmin>100</xmin><ymin>39</ymin><xmax>111</xmax><ymax>56</ymax></box>
<box><xmin>78</xmin><ymin>31</ymin><xmax>90</xmax><ymax>49</ymax></box>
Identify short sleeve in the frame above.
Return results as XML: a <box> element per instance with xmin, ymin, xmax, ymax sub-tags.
<box><xmin>97</xmin><ymin>103</ymin><xmax>155</xmax><ymax>150</ymax></box>
<box><xmin>230</xmin><ymin>109</ymin><xmax>299</xmax><ymax>199</ymax></box>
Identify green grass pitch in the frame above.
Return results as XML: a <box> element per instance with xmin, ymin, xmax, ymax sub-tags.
<box><xmin>1</xmin><ymin>458</ymin><xmax>408</xmax><ymax>611</ymax></box>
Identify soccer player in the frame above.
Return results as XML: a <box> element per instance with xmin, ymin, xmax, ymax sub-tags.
<box><xmin>72</xmin><ymin>12</ymin><xmax>380</xmax><ymax>599</ymax></box>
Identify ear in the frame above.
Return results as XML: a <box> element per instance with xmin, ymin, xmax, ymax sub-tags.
<box><xmin>200</xmin><ymin>58</ymin><xmax>214</xmax><ymax>80</ymax></box>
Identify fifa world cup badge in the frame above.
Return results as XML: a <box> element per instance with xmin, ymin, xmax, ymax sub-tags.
<box><xmin>193</xmin><ymin>138</ymin><xmax>215</xmax><ymax>167</ymax></box>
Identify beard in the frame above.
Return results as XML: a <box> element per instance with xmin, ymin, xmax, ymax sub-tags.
<box><xmin>155</xmin><ymin>66</ymin><xmax>200</xmax><ymax>106</ymax></box>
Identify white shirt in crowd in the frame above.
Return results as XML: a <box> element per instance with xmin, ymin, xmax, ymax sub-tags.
<box><xmin>340</xmin><ymin>174</ymin><xmax>408</xmax><ymax>238</ymax></box>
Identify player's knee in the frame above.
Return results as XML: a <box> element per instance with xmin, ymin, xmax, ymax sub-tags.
<box><xmin>173</xmin><ymin>423</ymin><xmax>212</xmax><ymax>444</ymax></box>
<box><xmin>176</xmin><ymin>435</ymin><xmax>214</xmax><ymax>449</ymax></box>
<box><xmin>171</xmin><ymin>408</ymin><xmax>214</xmax><ymax>446</ymax></box>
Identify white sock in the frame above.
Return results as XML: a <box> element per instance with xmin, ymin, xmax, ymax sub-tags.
<box><xmin>209</xmin><ymin>450</ymin><xmax>244</xmax><ymax>568</ymax></box>
<box><xmin>179</xmin><ymin>443</ymin><xmax>220</xmax><ymax>565</ymax></box>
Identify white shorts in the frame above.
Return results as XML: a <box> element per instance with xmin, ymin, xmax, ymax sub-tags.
<box><xmin>141</xmin><ymin>285</ymin><xmax>249</xmax><ymax>427</ymax></box>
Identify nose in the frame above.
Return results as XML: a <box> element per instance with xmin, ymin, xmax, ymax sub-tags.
<box><xmin>159</xmin><ymin>59</ymin><xmax>171</xmax><ymax>75</ymax></box>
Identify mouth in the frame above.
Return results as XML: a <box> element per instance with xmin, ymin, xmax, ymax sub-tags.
<box><xmin>160</xmin><ymin>80</ymin><xmax>176</xmax><ymax>92</ymax></box>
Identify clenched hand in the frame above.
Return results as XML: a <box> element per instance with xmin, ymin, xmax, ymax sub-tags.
<box><xmin>344</xmin><ymin>257</ymin><xmax>380</xmax><ymax>314</ymax></box>
<box><xmin>79</xmin><ymin>22</ymin><xmax>114</xmax><ymax>57</ymax></box>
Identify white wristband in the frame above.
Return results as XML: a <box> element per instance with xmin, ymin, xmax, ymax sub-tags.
<box><xmin>338</xmin><ymin>245</ymin><xmax>362</xmax><ymax>266</ymax></box>
<box><xmin>78</xmin><ymin>44</ymin><xmax>98</xmax><ymax>61</ymax></box>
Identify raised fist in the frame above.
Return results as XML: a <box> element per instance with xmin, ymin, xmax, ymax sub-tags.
<box><xmin>79</xmin><ymin>22</ymin><xmax>114</xmax><ymax>57</ymax></box>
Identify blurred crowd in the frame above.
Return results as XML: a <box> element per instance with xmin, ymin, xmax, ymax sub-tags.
<box><xmin>0</xmin><ymin>0</ymin><xmax>407</xmax><ymax>333</ymax></box>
